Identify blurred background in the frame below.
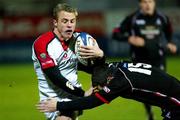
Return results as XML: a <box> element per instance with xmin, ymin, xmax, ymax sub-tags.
<box><xmin>0</xmin><ymin>0</ymin><xmax>180</xmax><ymax>120</ymax></box>
<box><xmin>0</xmin><ymin>0</ymin><xmax>180</xmax><ymax>62</ymax></box>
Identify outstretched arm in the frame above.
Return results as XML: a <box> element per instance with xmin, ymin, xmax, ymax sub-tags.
<box><xmin>37</xmin><ymin>94</ymin><xmax>104</xmax><ymax>112</ymax></box>
<box><xmin>163</xmin><ymin>15</ymin><xmax>177</xmax><ymax>54</ymax></box>
<box><xmin>37</xmin><ymin>89</ymin><xmax>118</xmax><ymax>112</ymax></box>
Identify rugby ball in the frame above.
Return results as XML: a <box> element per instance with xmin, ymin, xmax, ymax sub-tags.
<box><xmin>75</xmin><ymin>32</ymin><xmax>96</xmax><ymax>66</ymax></box>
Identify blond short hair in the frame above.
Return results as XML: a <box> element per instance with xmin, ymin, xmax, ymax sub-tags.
<box><xmin>138</xmin><ymin>0</ymin><xmax>155</xmax><ymax>2</ymax></box>
<box><xmin>53</xmin><ymin>3</ymin><xmax>78</xmax><ymax>19</ymax></box>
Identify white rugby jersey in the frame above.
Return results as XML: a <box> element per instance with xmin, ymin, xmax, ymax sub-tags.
<box><xmin>32</xmin><ymin>31</ymin><xmax>81</xmax><ymax>99</ymax></box>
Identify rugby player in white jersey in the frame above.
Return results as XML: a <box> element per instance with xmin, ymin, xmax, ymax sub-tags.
<box><xmin>32</xmin><ymin>3</ymin><xmax>104</xmax><ymax>120</ymax></box>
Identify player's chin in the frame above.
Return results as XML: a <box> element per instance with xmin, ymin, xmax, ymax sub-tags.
<box><xmin>64</xmin><ymin>33</ymin><xmax>73</xmax><ymax>40</ymax></box>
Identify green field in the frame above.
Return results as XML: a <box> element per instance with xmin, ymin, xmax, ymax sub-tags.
<box><xmin>0</xmin><ymin>57</ymin><xmax>179</xmax><ymax>120</ymax></box>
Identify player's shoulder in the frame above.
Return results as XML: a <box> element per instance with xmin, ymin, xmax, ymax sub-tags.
<box><xmin>156</xmin><ymin>10</ymin><xmax>169</xmax><ymax>23</ymax></box>
<box><xmin>156</xmin><ymin>10</ymin><xmax>167</xmax><ymax>17</ymax></box>
<box><xmin>122</xmin><ymin>10</ymin><xmax>141</xmax><ymax>23</ymax></box>
<box><xmin>33</xmin><ymin>31</ymin><xmax>55</xmax><ymax>47</ymax></box>
<box><xmin>130</xmin><ymin>10</ymin><xmax>139</xmax><ymax>16</ymax></box>
<box><xmin>124</xmin><ymin>12</ymin><xmax>135</xmax><ymax>21</ymax></box>
<box><xmin>34</xmin><ymin>31</ymin><xmax>55</xmax><ymax>44</ymax></box>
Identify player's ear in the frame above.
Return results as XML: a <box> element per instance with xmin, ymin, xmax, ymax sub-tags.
<box><xmin>53</xmin><ymin>19</ymin><xmax>58</xmax><ymax>28</ymax></box>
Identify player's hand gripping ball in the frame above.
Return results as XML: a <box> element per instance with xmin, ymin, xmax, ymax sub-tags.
<box><xmin>75</xmin><ymin>32</ymin><xmax>96</xmax><ymax>66</ymax></box>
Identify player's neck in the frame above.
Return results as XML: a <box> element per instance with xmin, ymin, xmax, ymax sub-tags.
<box><xmin>53</xmin><ymin>29</ymin><xmax>64</xmax><ymax>41</ymax></box>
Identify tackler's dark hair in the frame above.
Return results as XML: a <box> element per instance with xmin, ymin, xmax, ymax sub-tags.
<box><xmin>92</xmin><ymin>63</ymin><xmax>119</xmax><ymax>87</ymax></box>
<box><xmin>92</xmin><ymin>64</ymin><xmax>109</xmax><ymax>87</ymax></box>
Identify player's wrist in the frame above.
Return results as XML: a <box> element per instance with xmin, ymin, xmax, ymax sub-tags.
<box><xmin>97</xmin><ymin>49</ymin><xmax>104</xmax><ymax>58</ymax></box>
<box><xmin>56</xmin><ymin>101</ymin><xmax>61</xmax><ymax>111</ymax></box>
<box><xmin>74</xmin><ymin>87</ymin><xmax>85</xmax><ymax>97</ymax></box>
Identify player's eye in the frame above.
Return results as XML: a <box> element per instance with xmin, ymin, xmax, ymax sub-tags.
<box><xmin>71</xmin><ymin>19</ymin><xmax>76</xmax><ymax>23</ymax></box>
<box><xmin>61</xmin><ymin>19</ymin><xmax>68</xmax><ymax>24</ymax></box>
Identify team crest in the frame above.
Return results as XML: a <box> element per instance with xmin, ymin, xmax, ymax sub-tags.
<box><xmin>40</xmin><ymin>53</ymin><xmax>46</xmax><ymax>59</ymax></box>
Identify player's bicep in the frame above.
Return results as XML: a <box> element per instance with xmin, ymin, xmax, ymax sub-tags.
<box><xmin>33</xmin><ymin>43</ymin><xmax>56</xmax><ymax>70</ymax></box>
<box><xmin>163</xmin><ymin>16</ymin><xmax>173</xmax><ymax>41</ymax></box>
<box><xmin>120</xmin><ymin>16</ymin><xmax>133</xmax><ymax>33</ymax></box>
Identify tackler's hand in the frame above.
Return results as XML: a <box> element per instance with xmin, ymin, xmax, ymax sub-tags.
<box><xmin>36</xmin><ymin>98</ymin><xmax>57</xmax><ymax>112</ymax></box>
<box><xmin>84</xmin><ymin>86</ymin><xmax>94</xmax><ymax>96</ymax></box>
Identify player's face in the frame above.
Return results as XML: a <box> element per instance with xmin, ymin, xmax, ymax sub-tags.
<box><xmin>54</xmin><ymin>11</ymin><xmax>76</xmax><ymax>40</ymax></box>
<box><xmin>139</xmin><ymin>0</ymin><xmax>155</xmax><ymax>15</ymax></box>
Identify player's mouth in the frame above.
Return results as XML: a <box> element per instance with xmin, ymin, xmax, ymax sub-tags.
<box><xmin>65</xmin><ymin>30</ymin><xmax>73</xmax><ymax>34</ymax></box>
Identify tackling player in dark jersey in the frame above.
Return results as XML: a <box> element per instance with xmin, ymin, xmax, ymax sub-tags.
<box><xmin>112</xmin><ymin>0</ymin><xmax>177</xmax><ymax>119</ymax></box>
<box><xmin>37</xmin><ymin>61</ymin><xmax>180</xmax><ymax>120</ymax></box>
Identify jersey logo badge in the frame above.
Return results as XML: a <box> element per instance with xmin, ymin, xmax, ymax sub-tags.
<box><xmin>40</xmin><ymin>53</ymin><xmax>46</xmax><ymax>59</ymax></box>
<box><xmin>66</xmin><ymin>81</ymin><xmax>75</xmax><ymax>90</ymax></box>
<box><xmin>103</xmin><ymin>86</ymin><xmax>111</xmax><ymax>93</ymax></box>
<box><xmin>136</xmin><ymin>19</ymin><xmax>145</xmax><ymax>25</ymax></box>
<box><xmin>156</xmin><ymin>19</ymin><xmax>162</xmax><ymax>25</ymax></box>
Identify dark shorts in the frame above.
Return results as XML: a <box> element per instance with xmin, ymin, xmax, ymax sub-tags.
<box><xmin>60</xmin><ymin>110</ymin><xmax>83</xmax><ymax>118</ymax></box>
<box><xmin>162</xmin><ymin>108</ymin><xmax>180</xmax><ymax>120</ymax></box>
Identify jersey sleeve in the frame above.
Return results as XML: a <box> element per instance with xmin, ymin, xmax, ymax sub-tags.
<box><xmin>33</xmin><ymin>44</ymin><xmax>57</xmax><ymax>70</ymax></box>
<box><xmin>55</xmin><ymin>72</ymin><xmax>121</xmax><ymax>112</ymax></box>
<box><xmin>57</xmin><ymin>94</ymin><xmax>105</xmax><ymax>111</ymax></box>
<box><xmin>33</xmin><ymin>32</ymin><xmax>57</xmax><ymax>70</ymax></box>
<box><xmin>55</xmin><ymin>74</ymin><xmax>132</xmax><ymax>112</ymax></box>
<box><xmin>56</xmin><ymin>87</ymin><xmax>119</xmax><ymax>112</ymax></box>
<box><xmin>162</xmin><ymin>16</ymin><xmax>173</xmax><ymax>42</ymax></box>
<box><xmin>43</xmin><ymin>66</ymin><xmax>85</xmax><ymax>97</ymax></box>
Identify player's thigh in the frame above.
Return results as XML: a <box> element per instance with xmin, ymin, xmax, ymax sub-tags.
<box><xmin>40</xmin><ymin>89</ymin><xmax>80</xmax><ymax>120</ymax></box>
<box><xmin>56</xmin><ymin>116</ymin><xmax>72</xmax><ymax>120</ymax></box>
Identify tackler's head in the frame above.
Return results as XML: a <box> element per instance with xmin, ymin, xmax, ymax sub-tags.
<box><xmin>92</xmin><ymin>63</ymin><xmax>117</xmax><ymax>87</ymax></box>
